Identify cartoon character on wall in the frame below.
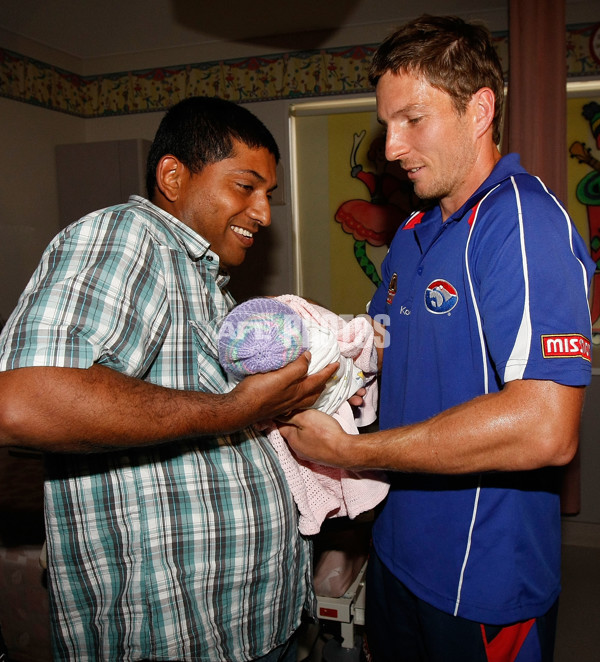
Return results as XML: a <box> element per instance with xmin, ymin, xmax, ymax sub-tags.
<box><xmin>335</xmin><ymin>130</ymin><xmax>419</xmax><ymax>287</ymax></box>
<box><xmin>569</xmin><ymin>101</ymin><xmax>600</xmax><ymax>343</ymax></box>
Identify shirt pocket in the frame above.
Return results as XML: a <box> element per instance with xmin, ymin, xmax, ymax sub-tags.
<box><xmin>188</xmin><ymin>318</ymin><xmax>232</xmax><ymax>394</ymax></box>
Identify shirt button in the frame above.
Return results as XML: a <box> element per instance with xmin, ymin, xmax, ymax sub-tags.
<box><xmin>206</xmin><ymin>255</ymin><xmax>213</xmax><ymax>262</ymax></box>
<box><xmin>417</xmin><ymin>266</ymin><xmax>423</xmax><ymax>275</ymax></box>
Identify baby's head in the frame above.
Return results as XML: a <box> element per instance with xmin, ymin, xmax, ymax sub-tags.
<box><xmin>218</xmin><ymin>298</ymin><xmax>309</xmax><ymax>380</ymax></box>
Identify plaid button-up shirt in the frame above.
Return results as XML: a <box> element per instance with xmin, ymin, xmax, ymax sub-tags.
<box><xmin>0</xmin><ymin>196</ymin><xmax>312</xmax><ymax>661</ymax></box>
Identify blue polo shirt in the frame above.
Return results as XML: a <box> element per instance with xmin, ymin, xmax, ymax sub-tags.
<box><xmin>369</xmin><ymin>153</ymin><xmax>594</xmax><ymax>624</ymax></box>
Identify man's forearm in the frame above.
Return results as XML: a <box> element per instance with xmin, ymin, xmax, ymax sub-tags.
<box><xmin>0</xmin><ymin>357</ymin><xmax>335</xmax><ymax>452</ymax></box>
<box><xmin>0</xmin><ymin>365</ymin><xmax>250</xmax><ymax>451</ymax></box>
<box><xmin>283</xmin><ymin>379</ymin><xmax>584</xmax><ymax>474</ymax></box>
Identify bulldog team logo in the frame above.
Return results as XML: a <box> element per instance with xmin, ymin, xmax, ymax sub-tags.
<box><xmin>425</xmin><ymin>279</ymin><xmax>459</xmax><ymax>314</ymax></box>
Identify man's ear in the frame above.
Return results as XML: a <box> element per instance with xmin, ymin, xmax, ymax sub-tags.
<box><xmin>472</xmin><ymin>87</ymin><xmax>496</xmax><ymax>139</ymax></box>
<box><xmin>155</xmin><ymin>155</ymin><xmax>185</xmax><ymax>203</ymax></box>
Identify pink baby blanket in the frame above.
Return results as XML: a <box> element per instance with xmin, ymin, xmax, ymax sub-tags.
<box><xmin>265</xmin><ymin>295</ymin><xmax>389</xmax><ymax>535</ymax></box>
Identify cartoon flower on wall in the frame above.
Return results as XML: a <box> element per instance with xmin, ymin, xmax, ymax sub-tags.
<box><xmin>570</xmin><ymin>100</ymin><xmax>600</xmax><ymax>343</ymax></box>
<box><xmin>335</xmin><ymin>131</ymin><xmax>419</xmax><ymax>286</ymax></box>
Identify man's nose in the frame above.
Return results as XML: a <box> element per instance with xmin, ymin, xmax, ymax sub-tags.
<box><xmin>385</xmin><ymin>127</ymin><xmax>410</xmax><ymax>162</ymax></box>
<box><xmin>250</xmin><ymin>193</ymin><xmax>272</xmax><ymax>227</ymax></box>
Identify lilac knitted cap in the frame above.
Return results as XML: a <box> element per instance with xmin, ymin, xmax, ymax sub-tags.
<box><xmin>218</xmin><ymin>298</ymin><xmax>309</xmax><ymax>379</ymax></box>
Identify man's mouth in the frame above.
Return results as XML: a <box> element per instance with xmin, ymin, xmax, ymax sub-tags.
<box><xmin>405</xmin><ymin>166</ymin><xmax>423</xmax><ymax>179</ymax></box>
<box><xmin>231</xmin><ymin>225</ymin><xmax>255</xmax><ymax>247</ymax></box>
<box><xmin>232</xmin><ymin>225</ymin><xmax>253</xmax><ymax>239</ymax></box>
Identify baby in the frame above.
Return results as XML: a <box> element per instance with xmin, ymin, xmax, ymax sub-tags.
<box><xmin>217</xmin><ymin>296</ymin><xmax>367</xmax><ymax>416</ymax></box>
<box><xmin>217</xmin><ymin>294</ymin><xmax>388</xmax><ymax>535</ymax></box>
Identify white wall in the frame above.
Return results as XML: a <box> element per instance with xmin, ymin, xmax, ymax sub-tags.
<box><xmin>0</xmin><ymin>97</ymin><xmax>301</xmax><ymax>308</ymax></box>
<box><xmin>0</xmin><ymin>98</ymin><xmax>85</xmax><ymax>318</ymax></box>
<box><xmin>563</xmin><ymin>375</ymin><xmax>600</xmax><ymax>546</ymax></box>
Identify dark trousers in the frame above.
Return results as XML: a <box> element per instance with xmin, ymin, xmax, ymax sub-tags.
<box><xmin>364</xmin><ymin>549</ymin><xmax>558</xmax><ymax>662</ymax></box>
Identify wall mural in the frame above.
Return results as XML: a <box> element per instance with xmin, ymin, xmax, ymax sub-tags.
<box><xmin>334</xmin><ymin>130</ymin><xmax>419</xmax><ymax>288</ymax></box>
<box><xmin>569</xmin><ymin>97</ymin><xmax>600</xmax><ymax>363</ymax></box>
<box><xmin>0</xmin><ymin>23</ymin><xmax>598</xmax><ymax>117</ymax></box>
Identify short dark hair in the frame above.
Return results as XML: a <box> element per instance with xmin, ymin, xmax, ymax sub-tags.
<box><xmin>369</xmin><ymin>15</ymin><xmax>505</xmax><ymax>145</ymax></box>
<box><xmin>146</xmin><ymin>96</ymin><xmax>280</xmax><ymax>197</ymax></box>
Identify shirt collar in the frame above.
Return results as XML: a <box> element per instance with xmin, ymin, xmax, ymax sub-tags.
<box><xmin>444</xmin><ymin>153</ymin><xmax>526</xmax><ymax>225</ymax></box>
<box><xmin>130</xmin><ymin>195</ymin><xmax>230</xmax><ymax>286</ymax></box>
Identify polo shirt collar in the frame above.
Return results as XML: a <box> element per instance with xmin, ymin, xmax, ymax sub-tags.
<box><xmin>445</xmin><ymin>153</ymin><xmax>526</xmax><ymax>225</ymax></box>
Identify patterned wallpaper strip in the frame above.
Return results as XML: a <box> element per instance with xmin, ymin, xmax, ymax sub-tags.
<box><xmin>0</xmin><ymin>24</ymin><xmax>597</xmax><ymax>117</ymax></box>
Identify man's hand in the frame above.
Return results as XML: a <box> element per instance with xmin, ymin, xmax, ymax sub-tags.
<box><xmin>277</xmin><ymin>408</ymin><xmax>352</xmax><ymax>468</ymax></box>
<box><xmin>231</xmin><ymin>352</ymin><xmax>339</xmax><ymax>422</ymax></box>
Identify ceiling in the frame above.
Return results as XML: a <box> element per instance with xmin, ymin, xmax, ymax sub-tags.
<box><xmin>1</xmin><ymin>0</ymin><xmax>595</xmax><ymax>74</ymax></box>
<box><xmin>2</xmin><ymin>0</ymin><xmax>510</xmax><ymax>59</ymax></box>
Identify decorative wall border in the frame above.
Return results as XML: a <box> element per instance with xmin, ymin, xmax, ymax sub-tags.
<box><xmin>0</xmin><ymin>23</ymin><xmax>598</xmax><ymax>117</ymax></box>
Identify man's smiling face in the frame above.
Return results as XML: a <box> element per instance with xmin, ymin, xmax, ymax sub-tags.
<box><xmin>173</xmin><ymin>139</ymin><xmax>277</xmax><ymax>270</ymax></box>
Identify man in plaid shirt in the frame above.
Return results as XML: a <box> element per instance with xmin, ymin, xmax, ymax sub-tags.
<box><xmin>0</xmin><ymin>96</ymin><xmax>336</xmax><ymax>662</ymax></box>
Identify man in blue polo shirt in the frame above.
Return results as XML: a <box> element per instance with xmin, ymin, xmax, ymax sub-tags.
<box><xmin>281</xmin><ymin>15</ymin><xmax>595</xmax><ymax>662</ymax></box>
